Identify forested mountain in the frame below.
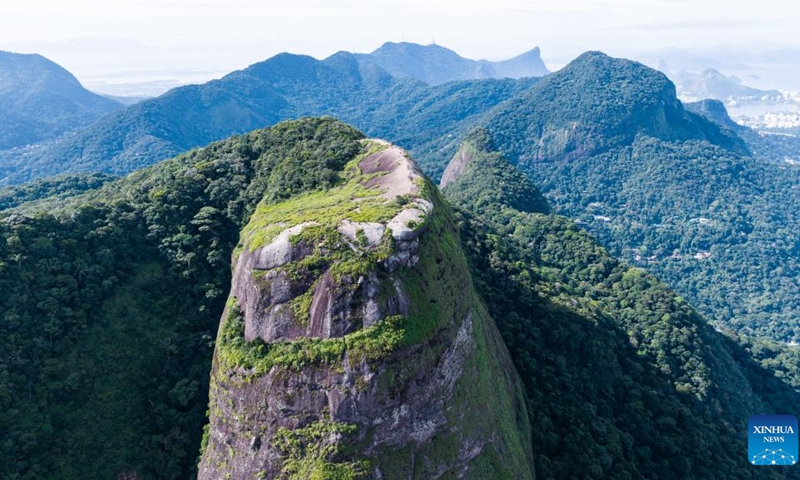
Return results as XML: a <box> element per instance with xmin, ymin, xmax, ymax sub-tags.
<box><xmin>3</xmin><ymin>118</ymin><xmax>799</xmax><ymax>479</ymax></box>
<box><xmin>0</xmin><ymin>50</ymin><xmax>536</xmax><ymax>185</ymax></box>
<box><xmin>442</xmin><ymin>131</ymin><xmax>800</xmax><ymax>478</ymax></box>
<box><xmin>478</xmin><ymin>52</ymin><xmax>800</xmax><ymax>342</ymax></box>
<box><xmin>354</xmin><ymin>42</ymin><xmax>549</xmax><ymax>85</ymax></box>
<box><xmin>1</xmin><ymin>119</ymin><xmax>369</xmax><ymax>479</ymax></box>
<box><xmin>3</xmin><ymin>42</ymin><xmax>800</xmax><ymax>479</ymax></box>
<box><xmin>0</xmin><ymin>51</ymin><xmax>122</xmax><ymax>150</ymax></box>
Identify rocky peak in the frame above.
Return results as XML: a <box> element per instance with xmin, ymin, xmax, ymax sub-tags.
<box><xmin>229</xmin><ymin>141</ymin><xmax>431</xmax><ymax>344</ymax></box>
<box><xmin>441</xmin><ymin>129</ymin><xmax>551</xmax><ymax>215</ymax></box>
<box><xmin>199</xmin><ymin>139</ymin><xmax>534</xmax><ymax>479</ymax></box>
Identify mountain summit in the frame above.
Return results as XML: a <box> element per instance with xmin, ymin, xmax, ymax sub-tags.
<box><xmin>485</xmin><ymin>51</ymin><xmax>749</xmax><ymax>164</ymax></box>
<box><xmin>0</xmin><ymin>51</ymin><xmax>122</xmax><ymax>149</ymax></box>
<box><xmin>355</xmin><ymin>42</ymin><xmax>549</xmax><ymax>85</ymax></box>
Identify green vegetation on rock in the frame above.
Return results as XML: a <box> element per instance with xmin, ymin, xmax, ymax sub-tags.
<box><xmin>200</xmin><ymin>130</ymin><xmax>535</xmax><ymax>479</ymax></box>
<box><xmin>272</xmin><ymin>420</ymin><xmax>371</xmax><ymax>480</ymax></box>
<box><xmin>216</xmin><ymin>298</ymin><xmax>405</xmax><ymax>379</ymax></box>
<box><xmin>240</xmin><ymin>141</ymin><xmax>400</xmax><ymax>251</ymax></box>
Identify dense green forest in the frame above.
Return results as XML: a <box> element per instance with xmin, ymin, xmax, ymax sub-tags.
<box><xmin>0</xmin><ymin>173</ymin><xmax>117</xmax><ymax>211</ymax></box>
<box><xmin>3</xmin><ymin>44</ymin><xmax>800</xmax><ymax>478</ymax></box>
<box><xmin>0</xmin><ymin>118</ymin><xmax>366</xmax><ymax>479</ymax></box>
<box><xmin>5</xmin><ymin>47</ymin><xmax>797</xmax><ymax>349</ymax></box>
<box><xmin>442</xmin><ymin>131</ymin><xmax>800</xmax><ymax>479</ymax></box>
<box><xmin>528</xmin><ymin>136</ymin><xmax>800</xmax><ymax>341</ymax></box>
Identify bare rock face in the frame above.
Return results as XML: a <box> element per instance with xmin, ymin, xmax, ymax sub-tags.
<box><xmin>198</xmin><ymin>140</ymin><xmax>534</xmax><ymax>480</ymax></box>
<box><xmin>439</xmin><ymin>146</ymin><xmax>475</xmax><ymax>190</ymax></box>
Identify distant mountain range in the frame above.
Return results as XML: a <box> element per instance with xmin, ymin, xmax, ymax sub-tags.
<box><xmin>99</xmin><ymin>93</ymin><xmax>152</xmax><ymax>106</ymax></box>
<box><xmin>0</xmin><ymin>51</ymin><xmax>123</xmax><ymax>150</ymax></box>
<box><xmin>355</xmin><ymin>42</ymin><xmax>549</xmax><ymax>85</ymax></box>
<box><xmin>638</xmin><ymin>47</ymin><xmax>800</xmax><ymax>92</ymax></box>
<box><xmin>2</xmin><ymin>45</ymin><xmax>800</xmax><ymax>344</ymax></box>
<box><xmin>0</xmin><ymin>49</ymin><xmax>539</xmax><ymax>185</ymax></box>
<box><xmin>660</xmin><ymin>66</ymin><xmax>800</xmax><ymax>134</ymax></box>
<box><xmin>671</xmin><ymin>68</ymin><xmax>783</xmax><ymax>104</ymax></box>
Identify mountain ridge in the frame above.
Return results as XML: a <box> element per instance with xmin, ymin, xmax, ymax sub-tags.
<box><xmin>0</xmin><ymin>50</ymin><xmax>123</xmax><ymax>149</ymax></box>
<box><xmin>355</xmin><ymin>42</ymin><xmax>549</xmax><ymax>85</ymax></box>
<box><xmin>0</xmin><ymin>48</ymin><xmax>537</xmax><ymax>185</ymax></box>
<box><xmin>5</xmin><ymin>47</ymin><xmax>799</xmax><ymax>344</ymax></box>
<box><xmin>3</xmin><ymin>46</ymin><xmax>800</xmax><ymax>346</ymax></box>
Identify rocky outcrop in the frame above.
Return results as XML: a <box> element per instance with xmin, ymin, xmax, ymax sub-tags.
<box><xmin>198</xmin><ymin>140</ymin><xmax>534</xmax><ymax>479</ymax></box>
<box><xmin>438</xmin><ymin>146</ymin><xmax>474</xmax><ymax>190</ymax></box>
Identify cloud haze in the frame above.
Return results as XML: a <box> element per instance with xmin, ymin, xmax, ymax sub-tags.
<box><xmin>1</xmin><ymin>0</ymin><xmax>797</xmax><ymax>90</ymax></box>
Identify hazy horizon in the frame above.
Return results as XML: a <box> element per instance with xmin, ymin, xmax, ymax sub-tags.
<box><xmin>2</xmin><ymin>0</ymin><xmax>799</xmax><ymax>95</ymax></box>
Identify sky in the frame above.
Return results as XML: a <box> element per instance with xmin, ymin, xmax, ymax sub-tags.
<box><xmin>1</xmin><ymin>0</ymin><xmax>799</xmax><ymax>93</ymax></box>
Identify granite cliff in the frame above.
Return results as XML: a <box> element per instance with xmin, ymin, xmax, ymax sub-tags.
<box><xmin>198</xmin><ymin>139</ymin><xmax>534</xmax><ymax>479</ymax></box>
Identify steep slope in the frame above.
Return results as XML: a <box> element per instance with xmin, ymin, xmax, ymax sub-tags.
<box><xmin>684</xmin><ymin>98</ymin><xmax>745</xmax><ymax>131</ymax></box>
<box><xmin>485</xmin><ymin>52</ymin><xmax>748</xmax><ymax>164</ymax></box>
<box><xmin>199</xmin><ymin>140</ymin><xmax>533</xmax><ymax>479</ymax></box>
<box><xmin>356</xmin><ymin>42</ymin><xmax>549</xmax><ymax>85</ymax></box>
<box><xmin>481</xmin><ymin>52</ymin><xmax>800</xmax><ymax>342</ymax></box>
<box><xmin>4</xmin><ymin>116</ymin><xmax>800</xmax><ymax>479</ymax></box>
<box><xmin>0</xmin><ymin>51</ymin><xmax>536</xmax><ymax>185</ymax></box>
<box><xmin>442</xmin><ymin>133</ymin><xmax>800</xmax><ymax>479</ymax></box>
<box><xmin>0</xmin><ymin>51</ymin><xmax>122</xmax><ymax>149</ymax></box>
